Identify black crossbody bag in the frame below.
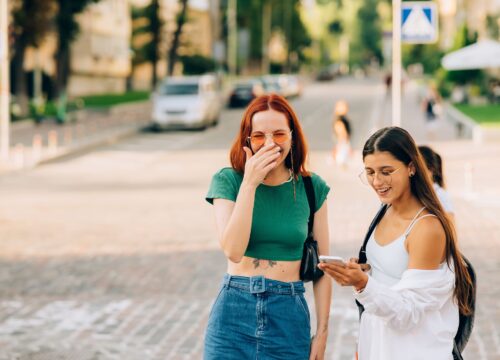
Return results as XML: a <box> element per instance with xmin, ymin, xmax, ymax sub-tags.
<box><xmin>356</xmin><ymin>204</ymin><xmax>476</xmax><ymax>360</ymax></box>
<box><xmin>299</xmin><ymin>176</ymin><xmax>324</xmax><ymax>282</ymax></box>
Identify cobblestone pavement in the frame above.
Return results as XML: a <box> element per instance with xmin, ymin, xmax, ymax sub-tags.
<box><xmin>0</xmin><ymin>78</ymin><xmax>498</xmax><ymax>359</ymax></box>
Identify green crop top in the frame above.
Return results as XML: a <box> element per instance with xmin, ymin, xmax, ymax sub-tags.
<box><xmin>206</xmin><ymin>167</ymin><xmax>330</xmax><ymax>261</ymax></box>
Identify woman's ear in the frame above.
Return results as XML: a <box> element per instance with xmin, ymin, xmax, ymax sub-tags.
<box><xmin>408</xmin><ymin>162</ymin><xmax>416</xmax><ymax>177</ymax></box>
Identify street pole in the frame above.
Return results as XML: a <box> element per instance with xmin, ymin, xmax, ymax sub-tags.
<box><xmin>0</xmin><ymin>0</ymin><xmax>10</xmax><ymax>161</ymax></box>
<box><xmin>392</xmin><ymin>0</ymin><xmax>402</xmax><ymax>127</ymax></box>
<box><xmin>262</xmin><ymin>2</ymin><xmax>271</xmax><ymax>75</ymax></box>
<box><xmin>227</xmin><ymin>0</ymin><xmax>237</xmax><ymax>76</ymax></box>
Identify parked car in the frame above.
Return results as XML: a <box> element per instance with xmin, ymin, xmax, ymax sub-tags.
<box><xmin>151</xmin><ymin>75</ymin><xmax>221</xmax><ymax>130</ymax></box>
<box><xmin>228</xmin><ymin>79</ymin><xmax>265</xmax><ymax>108</ymax></box>
<box><xmin>281</xmin><ymin>75</ymin><xmax>302</xmax><ymax>98</ymax></box>
<box><xmin>316</xmin><ymin>64</ymin><xmax>341</xmax><ymax>81</ymax></box>
<box><xmin>261</xmin><ymin>75</ymin><xmax>286</xmax><ymax>96</ymax></box>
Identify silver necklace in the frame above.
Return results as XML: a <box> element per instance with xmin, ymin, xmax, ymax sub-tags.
<box><xmin>262</xmin><ymin>169</ymin><xmax>293</xmax><ymax>185</ymax></box>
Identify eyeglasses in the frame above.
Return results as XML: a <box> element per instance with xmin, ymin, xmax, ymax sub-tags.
<box><xmin>358</xmin><ymin>167</ymin><xmax>401</xmax><ymax>186</ymax></box>
<box><xmin>247</xmin><ymin>130</ymin><xmax>292</xmax><ymax>147</ymax></box>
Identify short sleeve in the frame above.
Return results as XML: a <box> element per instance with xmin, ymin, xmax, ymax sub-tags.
<box><xmin>205</xmin><ymin>168</ymin><xmax>239</xmax><ymax>204</ymax></box>
<box><xmin>311</xmin><ymin>173</ymin><xmax>330</xmax><ymax>211</ymax></box>
<box><xmin>434</xmin><ymin>184</ymin><xmax>454</xmax><ymax>213</ymax></box>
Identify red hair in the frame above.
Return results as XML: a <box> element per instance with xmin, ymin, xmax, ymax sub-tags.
<box><xmin>229</xmin><ymin>94</ymin><xmax>309</xmax><ymax>177</ymax></box>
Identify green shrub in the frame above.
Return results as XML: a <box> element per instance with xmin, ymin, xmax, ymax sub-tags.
<box><xmin>180</xmin><ymin>55</ymin><xmax>216</xmax><ymax>75</ymax></box>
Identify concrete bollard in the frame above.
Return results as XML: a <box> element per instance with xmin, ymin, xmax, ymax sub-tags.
<box><xmin>76</xmin><ymin>124</ymin><xmax>85</xmax><ymax>139</ymax></box>
<box><xmin>64</xmin><ymin>128</ymin><xmax>72</xmax><ymax>146</ymax></box>
<box><xmin>13</xmin><ymin>143</ymin><xmax>25</xmax><ymax>169</ymax></box>
<box><xmin>48</xmin><ymin>130</ymin><xmax>58</xmax><ymax>155</ymax></box>
<box><xmin>32</xmin><ymin>134</ymin><xmax>43</xmax><ymax>164</ymax></box>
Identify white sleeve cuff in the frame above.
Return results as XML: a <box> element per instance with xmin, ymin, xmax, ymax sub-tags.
<box><xmin>353</xmin><ymin>275</ymin><xmax>379</xmax><ymax>310</ymax></box>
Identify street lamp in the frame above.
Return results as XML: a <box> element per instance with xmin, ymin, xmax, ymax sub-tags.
<box><xmin>0</xmin><ymin>0</ymin><xmax>11</xmax><ymax>162</ymax></box>
<box><xmin>392</xmin><ymin>0</ymin><xmax>402</xmax><ymax>127</ymax></box>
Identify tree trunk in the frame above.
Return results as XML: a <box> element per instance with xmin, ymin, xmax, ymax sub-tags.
<box><xmin>167</xmin><ymin>0</ymin><xmax>188</xmax><ymax>76</ymax></box>
<box><xmin>54</xmin><ymin>45</ymin><xmax>70</xmax><ymax>98</ymax></box>
<box><xmin>12</xmin><ymin>33</ymin><xmax>29</xmax><ymax>115</ymax></box>
<box><xmin>150</xmin><ymin>0</ymin><xmax>160</xmax><ymax>88</ymax></box>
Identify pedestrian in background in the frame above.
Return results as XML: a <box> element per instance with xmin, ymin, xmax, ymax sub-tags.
<box><xmin>332</xmin><ymin>100</ymin><xmax>352</xmax><ymax>168</ymax></box>
<box><xmin>422</xmin><ymin>84</ymin><xmax>442</xmax><ymax>122</ymax></box>
<box><xmin>418</xmin><ymin>145</ymin><xmax>455</xmax><ymax>220</ymax></box>
<box><xmin>204</xmin><ymin>94</ymin><xmax>332</xmax><ymax>359</ymax></box>
<box><xmin>319</xmin><ymin>127</ymin><xmax>473</xmax><ymax>360</ymax></box>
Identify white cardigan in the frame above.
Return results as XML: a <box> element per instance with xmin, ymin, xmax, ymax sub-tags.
<box><xmin>354</xmin><ymin>264</ymin><xmax>459</xmax><ymax>360</ymax></box>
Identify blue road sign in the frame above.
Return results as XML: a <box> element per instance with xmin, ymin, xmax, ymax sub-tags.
<box><xmin>401</xmin><ymin>1</ymin><xmax>438</xmax><ymax>44</ymax></box>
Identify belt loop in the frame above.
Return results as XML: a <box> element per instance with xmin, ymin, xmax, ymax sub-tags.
<box><xmin>291</xmin><ymin>282</ymin><xmax>295</xmax><ymax>296</ymax></box>
<box><xmin>223</xmin><ymin>274</ymin><xmax>231</xmax><ymax>288</ymax></box>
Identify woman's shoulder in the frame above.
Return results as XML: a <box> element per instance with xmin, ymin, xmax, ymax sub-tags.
<box><xmin>408</xmin><ymin>213</ymin><xmax>446</xmax><ymax>253</ymax></box>
<box><xmin>308</xmin><ymin>172</ymin><xmax>329</xmax><ymax>188</ymax></box>
<box><xmin>214</xmin><ymin>167</ymin><xmax>243</xmax><ymax>181</ymax></box>
<box><xmin>304</xmin><ymin>172</ymin><xmax>331</xmax><ymax>210</ymax></box>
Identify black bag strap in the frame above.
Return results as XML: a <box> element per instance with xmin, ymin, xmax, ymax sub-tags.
<box><xmin>303</xmin><ymin>176</ymin><xmax>315</xmax><ymax>236</ymax></box>
<box><xmin>356</xmin><ymin>203</ymin><xmax>388</xmax><ymax>317</ymax></box>
<box><xmin>358</xmin><ymin>204</ymin><xmax>388</xmax><ymax>264</ymax></box>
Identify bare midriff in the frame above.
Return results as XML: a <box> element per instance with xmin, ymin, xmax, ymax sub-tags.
<box><xmin>227</xmin><ymin>256</ymin><xmax>302</xmax><ymax>282</ymax></box>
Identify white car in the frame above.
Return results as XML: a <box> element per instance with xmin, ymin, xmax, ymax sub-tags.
<box><xmin>151</xmin><ymin>75</ymin><xmax>221</xmax><ymax>130</ymax></box>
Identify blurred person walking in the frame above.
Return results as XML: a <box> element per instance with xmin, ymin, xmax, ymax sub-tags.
<box><xmin>204</xmin><ymin>94</ymin><xmax>332</xmax><ymax>359</ymax></box>
<box><xmin>418</xmin><ymin>145</ymin><xmax>455</xmax><ymax>220</ymax></box>
<box><xmin>422</xmin><ymin>85</ymin><xmax>441</xmax><ymax>121</ymax></box>
<box><xmin>421</xmin><ymin>84</ymin><xmax>443</xmax><ymax>139</ymax></box>
<box><xmin>331</xmin><ymin>100</ymin><xmax>352</xmax><ymax>169</ymax></box>
<box><xmin>319</xmin><ymin>127</ymin><xmax>474</xmax><ymax>360</ymax></box>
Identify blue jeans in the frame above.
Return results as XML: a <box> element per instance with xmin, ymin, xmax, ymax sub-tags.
<box><xmin>204</xmin><ymin>274</ymin><xmax>311</xmax><ymax>360</ymax></box>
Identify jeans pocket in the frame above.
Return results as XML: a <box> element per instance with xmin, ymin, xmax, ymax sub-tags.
<box><xmin>295</xmin><ymin>294</ymin><xmax>311</xmax><ymax>323</ymax></box>
<box><xmin>207</xmin><ymin>286</ymin><xmax>226</xmax><ymax>321</ymax></box>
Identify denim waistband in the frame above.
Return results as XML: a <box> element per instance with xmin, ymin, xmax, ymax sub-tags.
<box><xmin>222</xmin><ymin>274</ymin><xmax>305</xmax><ymax>295</ymax></box>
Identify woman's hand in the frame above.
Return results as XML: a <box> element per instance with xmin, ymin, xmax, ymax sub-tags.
<box><xmin>318</xmin><ymin>260</ymin><xmax>369</xmax><ymax>292</ymax></box>
<box><xmin>309</xmin><ymin>332</ymin><xmax>327</xmax><ymax>360</ymax></box>
<box><xmin>242</xmin><ymin>144</ymin><xmax>281</xmax><ymax>187</ymax></box>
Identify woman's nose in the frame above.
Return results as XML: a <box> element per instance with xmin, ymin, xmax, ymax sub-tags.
<box><xmin>264</xmin><ymin>134</ymin><xmax>275</xmax><ymax>146</ymax></box>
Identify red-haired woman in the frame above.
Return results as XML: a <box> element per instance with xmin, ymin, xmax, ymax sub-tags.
<box><xmin>204</xmin><ymin>94</ymin><xmax>332</xmax><ymax>359</ymax></box>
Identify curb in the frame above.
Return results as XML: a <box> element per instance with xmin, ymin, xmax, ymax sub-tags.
<box><xmin>444</xmin><ymin>103</ymin><xmax>500</xmax><ymax>143</ymax></box>
<box><xmin>0</xmin><ymin>122</ymin><xmax>148</xmax><ymax>175</ymax></box>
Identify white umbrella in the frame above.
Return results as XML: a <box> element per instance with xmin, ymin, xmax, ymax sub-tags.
<box><xmin>441</xmin><ymin>39</ymin><xmax>500</xmax><ymax>70</ymax></box>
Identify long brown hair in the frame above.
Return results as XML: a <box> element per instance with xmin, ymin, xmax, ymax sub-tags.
<box><xmin>418</xmin><ymin>145</ymin><xmax>445</xmax><ymax>188</ymax></box>
<box><xmin>363</xmin><ymin>127</ymin><xmax>473</xmax><ymax>315</ymax></box>
<box><xmin>229</xmin><ymin>94</ymin><xmax>309</xmax><ymax>177</ymax></box>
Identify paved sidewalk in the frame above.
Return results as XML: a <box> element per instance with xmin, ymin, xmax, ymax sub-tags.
<box><xmin>1</xmin><ymin>101</ymin><xmax>151</xmax><ymax>174</ymax></box>
<box><xmin>0</xmin><ymin>142</ymin><xmax>497</xmax><ymax>360</ymax></box>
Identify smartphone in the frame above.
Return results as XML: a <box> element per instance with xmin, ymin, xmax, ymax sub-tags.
<box><xmin>319</xmin><ymin>255</ymin><xmax>346</xmax><ymax>265</ymax></box>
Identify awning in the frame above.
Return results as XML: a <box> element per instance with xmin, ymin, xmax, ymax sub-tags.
<box><xmin>441</xmin><ymin>39</ymin><xmax>500</xmax><ymax>70</ymax></box>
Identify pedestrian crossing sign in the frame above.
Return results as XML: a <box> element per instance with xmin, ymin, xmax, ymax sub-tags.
<box><xmin>401</xmin><ymin>1</ymin><xmax>438</xmax><ymax>44</ymax></box>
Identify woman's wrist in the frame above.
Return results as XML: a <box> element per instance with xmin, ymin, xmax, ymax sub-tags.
<box><xmin>240</xmin><ymin>179</ymin><xmax>258</xmax><ymax>192</ymax></box>
<box><xmin>354</xmin><ymin>273</ymin><xmax>368</xmax><ymax>292</ymax></box>
<box><xmin>315</xmin><ymin>323</ymin><xmax>329</xmax><ymax>336</ymax></box>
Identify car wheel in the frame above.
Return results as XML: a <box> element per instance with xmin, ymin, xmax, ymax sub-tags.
<box><xmin>150</xmin><ymin>123</ymin><xmax>162</xmax><ymax>132</ymax></box>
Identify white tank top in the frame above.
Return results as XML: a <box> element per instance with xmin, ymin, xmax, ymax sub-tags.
<box><xmin>366</xmin><ymin>207</ymin><xmax>437</xmax><ymax>286</ymax></box>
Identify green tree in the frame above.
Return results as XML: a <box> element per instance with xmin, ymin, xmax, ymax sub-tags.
<box><xmin>10</xmin><ymin>0</ymin><xmax>55</xmax><ymax>113</ymax></box>
<box><xmin>231</xmin><ymin>0</ymin><xmax>311</xmax><ymax>73</ymax></box>
<box><xmin>402</xmin><ymin>43</ymin><xmax>443</xmax><ymax>74</ymax></box>
<box><xmin>167</xmin><ymin>0</ymin><xmax>188</xmax><ymax>76</ymax></box>
<box><xmin>130</xmin><ymin>0</ymin><xmax>163</xmax><ymax>89</ymax></box>
<box><xmin>351</xmin><ymin>0</ymin><xmax>383</xmax><ymax>67</ymax></box>
<box><xmin>180</xmin><ymin>55</ymin><xmax>216</xmax><ymax>75</ymax></box>
<box><xmin>53</xmin><ymin>0</ymin><xmax>101</xmax><ymax>97</ymax></box>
